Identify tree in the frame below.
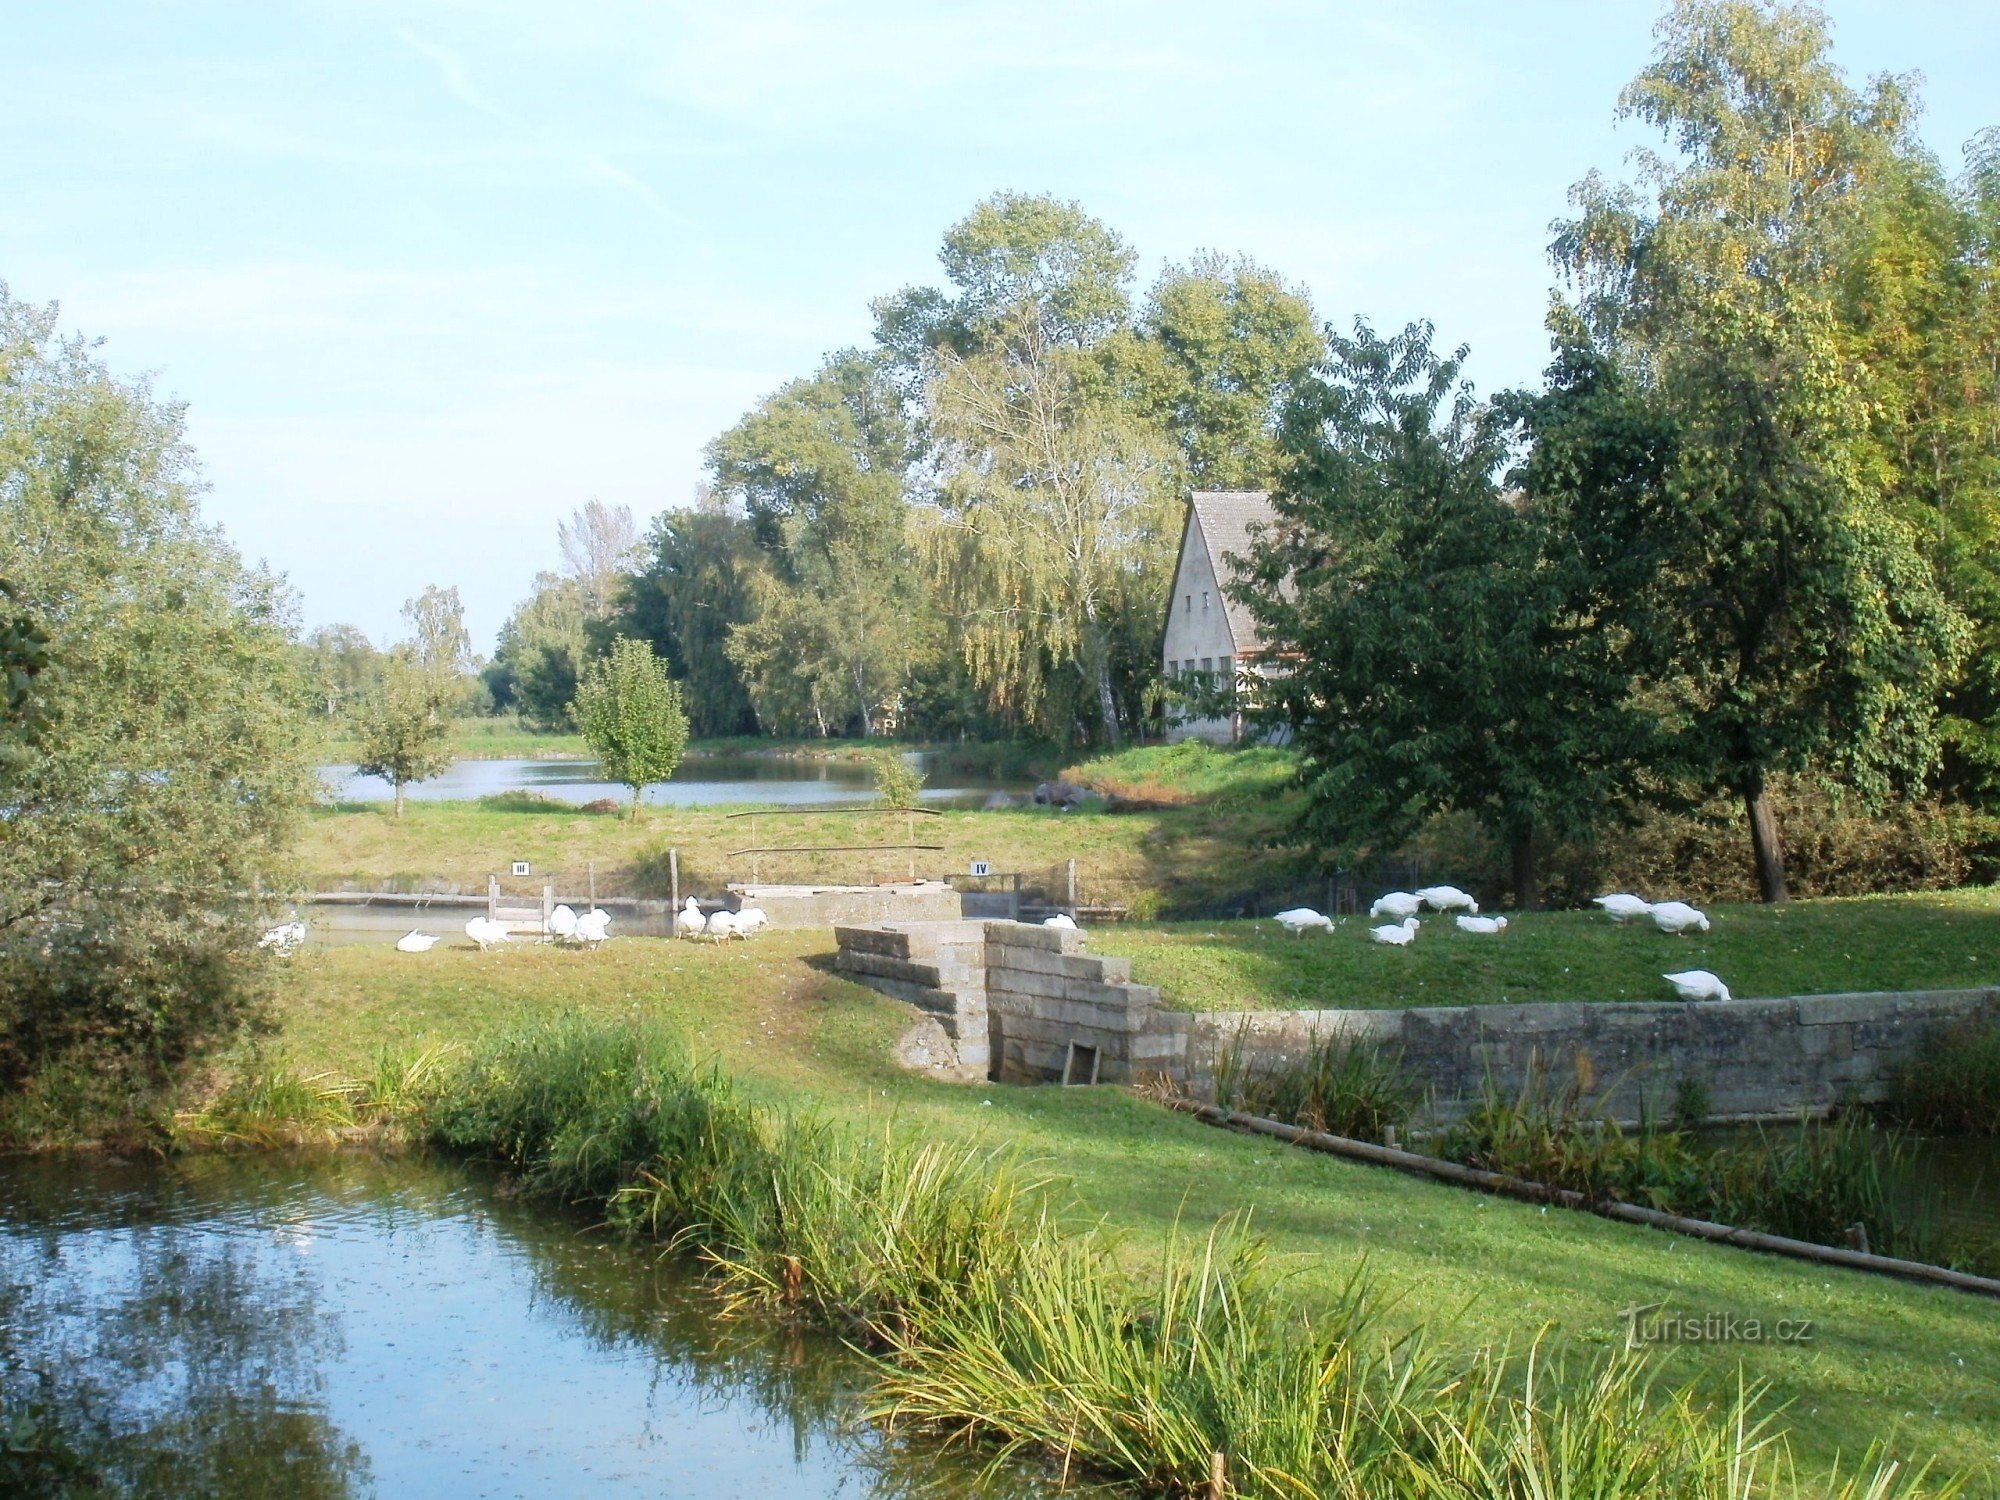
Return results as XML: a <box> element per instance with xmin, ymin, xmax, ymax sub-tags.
<box><xmin>926</xmin><ymin>315</ymin><xmax>1178</xmax><ymax>746</ymax></box>
<box><xmin>1241</xmin><ymin>322</ymin><xmax>1650</xmax><ymax>905</ymax></box>
<box><xmin>300</xmin><ymin>623</ymin><xmax>384</xmax><ymax>717</ymax></box>
<box><xmin>488</xmin><ymin>572</ymin><xmax>589</xmax><ymax>731</ymax></box>
<box><xmin>708</xmin><ymin>350</ymin><xmax>931</xmax><ymax>735</ymax></box>
<box><xmin>616</xmin><ymin>496</ymin><xmax>762</xmax><ymax>737</ymax></box>
<box><xmin>0</xmin><ymin>285</ymin><xmax>318</xmax><ymax>1098</ymax></box>
<box><xmin>1128</xmin><ymin>253</ymin><xmax>1325</xmax><ymax>490</ymax></box>
<box><xmin>353</xmin><ymin>651</ymin><xmax>453</xmax><ymax>819</ymax></box>
<box><xmin>571</xmin><ymin>636</ymin><xmax>689</xmax><ymax>819</ymax></box>
<box><xmin>557</xmin><ymin>499</ymin><xmax>642</xmax><ymax>616</ymax></box>
<box><xmin>1555</xmin><ymin>0</ymin><xmax>1969</xmax><ymax>900</ymax></box>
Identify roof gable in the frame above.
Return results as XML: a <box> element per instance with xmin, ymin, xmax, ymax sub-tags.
<box><xmin>1187</xmin><ymin>490</ymin><xmax>1277</xmax><ymax>654</ymax></box>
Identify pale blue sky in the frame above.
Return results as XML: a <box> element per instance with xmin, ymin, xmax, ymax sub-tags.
<box><xmin>5</xmin><ymin>2</ymin><xmax>1996</xmax><ymax>651</ymax></box>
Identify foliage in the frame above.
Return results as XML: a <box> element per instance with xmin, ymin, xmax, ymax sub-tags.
<box><xmin>615</xmin><ymin>499</ymin><xmax>762</xmax><ymax>737</ymax></box>
<box><xmin>352</xmin><ymin>651</ymin><xmax>454</xmax><ymax>818</ymax></box>
<box><xmin>486</xmin><ymin>571</ymin><xmax>589</xmax><ymax>731</ymax></box>
<box><xmin>868</xmin><ymin>749</ymin><xmax>925</xmax><ymax>809</ymax></box>
<box><xmin>1885</xmin><ymin>1017</ymin><xmax>2000</xmax><ymax>1135</ymax></box>
<box><xmin>1553</xmin><ymin>0</ymin><xmax>1973</xmax><ymax>900</ymax></box>
<box><xmin>710</xmin><ymin>351</ymin><xmax>932</xmax><ymax>736</ymax></box>
<box><xmin>570</xmin><ymin>636</ymin><xmax>689</xmax><ymax>817</ymax></box>
<box><xmin>1212</xmin><ymin>1029</ymin><xmax>1414</xmax><ymax>1141</ymax></box>
<box><xmin>555</xmin><ymin>498</ymin><xmax>641</xmax><ymax>615</ymax></box>
<box><xmin>0</xmin><ymin>284</ymin><xmax>318</xmax><ymax>1097</ymax></box>
<box><xmin>1244</xmin><ymin>321</ymin><xmax>1649</xmax><ymax>904</ymax></box>
<box><xmin>298</xmin><ymin>622</ymin><xmax>384</xmax><ymax>717</ymax></box>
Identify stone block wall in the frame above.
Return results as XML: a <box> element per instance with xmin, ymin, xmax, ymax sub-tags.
<box><xmin>830</xmin><ymin>919</ymin><xmax>2000</xmax><ymax>1117</ymax></box>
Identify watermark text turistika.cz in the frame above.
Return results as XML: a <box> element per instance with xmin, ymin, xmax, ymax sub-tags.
<box><xmin>1620</xmin><ymin>1302</ymin><xmax>1815</xmax><ymax>1346</ymax></box>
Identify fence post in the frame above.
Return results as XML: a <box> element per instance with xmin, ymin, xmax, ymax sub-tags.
<box><xmin>588</xmin><ymin>860</ymin><xmax>596</xmax><ymax>910</ymax></box>
<box><xmin>669</xmin><ymin>847</ymin><xmax>680</xmax><ymax>919</ymax></box>
<box><xmin>542</xmin><ymin>879</ymin><xmax>553</xmax><ymax>934</ymax></box>
<box><xmin>1066</xmin><ymin>858</ymin><xmax>1078</xmax><ymax>917</ymax></box>
<box><xmin>488</xmin><ymin>873</ymin><xmax>499</xmax><ymax>922</ymax></box>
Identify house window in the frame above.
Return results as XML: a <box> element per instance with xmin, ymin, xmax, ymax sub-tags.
<box><xmin>1200</xmin><ymin>657</ymin><xmax>1213</xmax><ymax>675</ymax></box>
<box><xmin>1185</xmin><ymin>594</ymin><xmax>1192</xmax><ymax>614</ymax></box>
<box><xmin>1201</xmin><ymin>591</ymin><xmax>1210</xmax><ymax>612</ymax></box>
<box><xmin>1184</xmin><ymin>658</ymin><xmax>1196</xmax><ymax>675</ymax></box>
<box><xmin>1221</xmin><ymin>655</ymin><xmax>1235</xmax><ymax>700</ymax></box>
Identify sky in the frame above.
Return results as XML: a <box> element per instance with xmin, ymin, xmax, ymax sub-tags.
<box><xmin>5</xmin><ymin>2</ymin><xmax>1997</xmax><ymax>653</ymax></box>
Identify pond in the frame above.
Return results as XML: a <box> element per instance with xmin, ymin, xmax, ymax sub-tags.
<box><xmin>0</xmin><ymin>1152</ymin><xmax>1047</xmax><ymax>1499</ymax></box>
<box><xmin>318</xmin><ymin>754</ymin><xmax>1034</xmax><ymax>810</ymax></box>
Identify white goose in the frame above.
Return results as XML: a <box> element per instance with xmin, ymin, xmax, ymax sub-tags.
<box><xmin>1663</xmin><ymin>969</ymin><xmax>1731</xmax><ymax>1002</ymax></box>
<box><xmin>1043</xmin><ymin>913</ymin><xmax>1079</xmax><ymax>931</ymax></box>
<box><xmin>1455</xmin><ymin>915</ymin><xmax>1508</xmax><ymax>935</ymax></box>
<box><xmin>1273</xmin><ymin>907</ymin><xmax>1335</xmax><ymax>936</ymax></box>
<box><xmin>1416</xmin><ymin>885</ymin><xmax>1479</xmax><ymax>915</ymax></box>
<box><xmin>547</xmin><ymin>904</ymin><xmax>579</xmax><ymax>941</ymax></box>
<box><xmin>709</xmin><ymin>911</ymin><xmax>744</xmax><ymax>942</ymax></box>
<box><xmin>1593</xmin><ymin>893</ymin><xmax>1654</xmax><ymax>923</ymax></box>
<box><xmin>1369</xmin><ymin>891</ymin><xmax>1421</xmax><ymax>921</ymax></box>
<box><xmin>675</xmin><ymin>896</ymin><xmax>707</xmax><ymax>939</ymax></box>
<box><xmin>1369</xmin><ymin>916</ymin><xmax>1420</xmax><ymax>946</ymax></box>
<box><xmin>464</xmin><ymin>916</ymin><xmax>512</xmax><ymax>951</ymax></box>
<box><xmin>734</xmin><ymin>906</ymin><xmax>770</xmax><ymax>935</ymax></box>
<box><xmin>1650</xmin><ymin>901</ymin><xmax>1710</xmax><ymax>936</ymax></box>
<box><xmin>395</xmin><ymin>930</ymin><xmax>439</xmax><ymax>954</ymax></box>
<box><xmin>259</xmin><ymin>920</ymin><xmax>307</xmax><ymax>956</ymax></box>
<box><xmin>574</xmin><ymin>908</ymin><xmax>612</xmax><ymax>947</ymax></box>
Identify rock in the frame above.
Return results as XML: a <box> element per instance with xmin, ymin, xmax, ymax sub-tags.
<box><xmin>579</xmin><ymin>798</ymin><xmax>621</xmax><ymax>814</ymax></box>
<box><xmin>1033</xmin><ymin>780</ymin><xmax>1097</xmax><ymax>810</ymax></box>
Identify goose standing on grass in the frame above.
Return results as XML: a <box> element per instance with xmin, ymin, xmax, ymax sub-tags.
<box><xmin>395</xmin><ymin>930</ymin><xmax>438</xmax><ymax>954</ymax></box>
<box><xmin>707</xmin><ymin>910</ymin><xmax>740</xmax><ymax>942</ymax></box>
<box><xmin>1274</xmin><ymin>907</ymin><xmax>1335</xmax><ymax>936</ymax></box>
<box><xmin>464</xmin><ymin>917</ymin><xmax>511</xmax><ymax>951</ymax></box>
<box><xmin>675</xmin><ymin>896</ymin><xmax>706</xmax><ymax>939</ymax></box>
<box><xmin>259</xmin><ymin>920</ymin><xmax>307</xmax><ymax>956</ymax></box>
<box><xmin>1370</xmin><ymin>916</ymin><xmax>1420</xmax><ymax>946</ymax></box>
<box><xmin>1370</xmin><ymin>892</ymin><xmax>1421</xmax><ymax>921</ymax></box>
<box><xmin>1455</xmin><ymin>915</ymin><xmax>1508</xmax><ymax>935</ymax></box>
<box><xmin>1650</xmin><ymin>901</ymin><xmax>1710</xmax><ymax>935</ymax></box>
<box><xmin>574</xmin><ymin>909</ymin><xmax>612</xmax><ymax>947</ymax></box>
<box><xmin>548</xmin><ymin>904</ymin><xmax>579</xmax><ymax>942</ymax></box>
<box><xmin>1416</xmin><ymin>886</ymin><xmax>1478</xmax><ymax>915</ymax></box>
<box><xmin>1663</xmin><ymin>969</ymin><xmax>1731</xmax><ymax>1002</ymax></box>
<box><xmin>1592</xmin><ymin>894</ymin><xmax>1653</xmax><ymax>923</ymax></box>
<box><xmin>734</xmin><ymin>906</ymin><xmax>769</xmax><ymax>936</ymax></box>
<box><xmin>1044</xmin><ymin>913</ymin><xmax>1079</xmax><ymax>931</ymax></box>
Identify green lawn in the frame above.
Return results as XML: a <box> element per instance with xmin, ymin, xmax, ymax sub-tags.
<box><xmin>1088</xmin><ymin>889</ymin><xmax>2000</xmax><ymax>1010</ymax></box>
<box><xmin>259</xmin><ymin>934</ymin><xmax>2000</xmax><ymax>1485</ymax></box>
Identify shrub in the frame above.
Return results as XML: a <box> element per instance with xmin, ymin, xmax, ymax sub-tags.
<box><xmin>1213</xmin><ymin>1029</ymin><xmax>1414</xmax><ymax>1142</ymax></box>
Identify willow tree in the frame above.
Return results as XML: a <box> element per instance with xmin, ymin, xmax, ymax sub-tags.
<box><xmin>925</xmin><ymin>310</ymin><xmax>1177</xmax><ymax>746</ymax></box>
<box><xmin>1555</xmin><ymin>0</ymin><xmax>1968</xmax><ymax>901</ymax></box>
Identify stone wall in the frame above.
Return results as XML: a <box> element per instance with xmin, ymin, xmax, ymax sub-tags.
<box><xmin>830</xmin><ymin>919</ymin><xmax>2000</xmax><ymax>1117</ymax></box>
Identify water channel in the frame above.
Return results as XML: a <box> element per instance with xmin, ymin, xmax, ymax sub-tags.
<box><xmin>0</xmin><ymin>1152</ymin><xmax>1048</xmax><ymax>1499</ymax></box>
<box><xmin>319</xmin><ymin>754</ymin><xmax>1034</xmax><ymax>810</ymax></box>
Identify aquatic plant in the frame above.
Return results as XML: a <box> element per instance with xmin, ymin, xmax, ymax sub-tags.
<box><xmin>1212</xmin><ymin>1028</ymin><xmax>1414</xmax><ymax>1143</ymax></box>
<box><xmin>1885</xmin><ymin>1017</ymin><xmax>2000</xmax><ymax>1135</ymax></box>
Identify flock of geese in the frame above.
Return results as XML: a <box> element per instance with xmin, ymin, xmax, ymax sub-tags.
<box><xmin>673</xmin><ymin>895</ymin><xmax>771</xmax><ymax>941</ymax></box>
<box><xmin>1270</xmin><ymin>887</ymin><xmax>1733</xmax><ymax>1003</ymax></box>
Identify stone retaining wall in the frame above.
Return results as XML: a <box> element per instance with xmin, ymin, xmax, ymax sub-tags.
<box><xmin>830</xmin><ymin>920</ymin><xmax>2000</xmax><ymax>1115</ymax></box>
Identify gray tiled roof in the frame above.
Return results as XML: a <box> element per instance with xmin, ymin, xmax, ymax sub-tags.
<box><xmin>1189</xmin><ymin>490</ymin><xmax>1278</xmax><ymax>655</ymax></box>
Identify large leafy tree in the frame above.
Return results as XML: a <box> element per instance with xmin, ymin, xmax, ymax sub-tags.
<box><xmin>1555</xmin><ymin>0</ymin><xmax>1969</xmax><ymax>901</ymax></box>
<box><xmin>488</xmin><ymin>571</ymin><xmax>590</xmax><ymax>730</ymax></box>
<box><xmin>0</xmin><ymin>286</ymin><xmax>317</xmax><ymax>1097</ymax></box>
<box><xmin>616</xmin><ymin>497</ymin><xmax>761</xmax><ymax>737</ymax></box>
<box><xmin>708</xmin><ymin>351</ymin><xmax>931</xmax><ymax>735</ymax></box>
<box><xmin>1241</xmin><ymin>322</ymin><xmax>1649</xmax><ymax>905</ymax></box>
<box><xmin>571</xmin><ymin>636</ymin><xmax>689</xmax><ymax>818</ymax></box>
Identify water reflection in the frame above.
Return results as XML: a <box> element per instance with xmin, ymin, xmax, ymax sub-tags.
<box><xmin>0</xmin><ymin>1154</ymin><xmax>1046</xmax><ymax>1499</ymax></box>
<box><xmin>318</xmin><ymin>754</ymin><xmax>1031</xmax><ymax>810</ymax></box>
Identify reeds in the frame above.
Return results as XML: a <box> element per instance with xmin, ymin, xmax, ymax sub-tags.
<box><xmin>1213</xmin><ymin>1028</ymin><xmax>1415</xmax><ymax>1143</ymax></box>
<box><xmin>1885</xmin><ymin>1017</ymin><xmax>2000</xmax><ymax>1135</ymax></box>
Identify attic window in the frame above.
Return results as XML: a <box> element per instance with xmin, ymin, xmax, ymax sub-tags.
<box><xmin>1185</xmin><ymin>593</ymin><xmax>1192</xmax><ymax>615</ymax></box>
<box><xmin>1202</xmin><ymin>591</ymin><xmax>1210</xmax><ymax>612</ymax></box>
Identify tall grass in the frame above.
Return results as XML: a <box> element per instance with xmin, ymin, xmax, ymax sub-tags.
<box><xmin>405</xmin><ymin>1015</ymin><xmax>1955</xmax><ymax>1500</ymax></box>
<box><xmin>1213</xmin><ymin>1028</ymin><xmax>1415</xmax><ymax>1142</ymax></box>
<box><xmin>1885</xmin><ymin>1017</ymin><xmax>2000</xmax><ymax>1135</ymax></box>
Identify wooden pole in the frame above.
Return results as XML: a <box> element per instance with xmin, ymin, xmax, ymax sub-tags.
<box><xmin>488</xmin><ymin>874</ymin><xmax>499</xmax><ymax>922</ymax></box>
<box><xmin>1066</xmin><ymin>858</ymin><xmax>1078</xmax><ymax>917</ymax></box>
<box><xmin>588</xmin><ymin>860</ymin><xmax>596</xmax><ymax>909</ymax></box>
<box><xmin>670</xmin><ymin>847</ymin><xmax>680</xmax><ymax>925</ymax></box>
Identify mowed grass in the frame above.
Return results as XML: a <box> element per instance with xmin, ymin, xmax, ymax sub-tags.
<box><xmin>260</xmin><ymin>935</ymin><xmax>2000</xmax><ymax>1483</ymax></box>
<box><xmin>1088</xmin><ymin>888</ymin><xmax>2000</xmax><ymax>1010</ymax></box>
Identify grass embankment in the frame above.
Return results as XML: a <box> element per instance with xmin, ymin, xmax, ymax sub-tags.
<box><xmin>247</xmin><ymin>938</ymin><xmax>2000</xmax><ymax>1482</ymax></box>
<box><xmin>354</xmin><ymin>1012</ymin><xmax>1945</xmax><ymax>1500</ymax></box>
<box><xmin>1064</xmin><ymin>740</ymin><xmax>1300</xmax><ymax>806</ymax></box>
<box><xmin>300</xmin><ymin>795</ymin><xmax>1313</xmax><ymax>911</ymax></box>
<box><xmin>1090</xmin><ymin>889</ymin><xmax>2000</xmax><ymax>1011</ymax></box>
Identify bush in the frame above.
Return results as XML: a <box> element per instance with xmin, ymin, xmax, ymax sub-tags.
<box><xmin>1213</xmin><ymin>1029</ymin><xmax>1414</xmax><ymax>1142</ymax></box>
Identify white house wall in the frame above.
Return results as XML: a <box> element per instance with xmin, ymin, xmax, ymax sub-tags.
<box><xmin>1162</xmin><ymin>518</ymin><xmax>1239</xmax><ymax>744</ymax></box>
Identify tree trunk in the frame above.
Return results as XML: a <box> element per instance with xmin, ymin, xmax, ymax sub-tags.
<box><xmin>394</xmin><ymin>781</ymin><xmax>406</xmax><ymax>820</ymax></box>
<box><xmin>1743</xmin><ymin>779</ymin><xmax>1789</xmax><ymax>903</ymax></box>
<box><xmin>628</xmin><ymin>785</ymin><xmax>642</xmax><ymax>822</ymax></box>
<box><xmin>1510</xmin><ymin>833</ymin><xmax>1537</xmax><ymax>912</ymax></box>
<box><xmin>1081</xmin><ymin>617</ymin><xmax>1121</xmax><ymax>749</ymax></box>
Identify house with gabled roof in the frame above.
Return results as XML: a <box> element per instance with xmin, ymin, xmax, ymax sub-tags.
<box><xmin>1161</xmin><ymin>490</ymin><xmax>1282</xmax><ymax>744</ymax></box>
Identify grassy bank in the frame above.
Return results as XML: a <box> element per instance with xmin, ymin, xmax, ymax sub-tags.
<box><xmin>233</xmin><ymin>937</ymin><xmax>2000</xmax><ymax>1481</ymax></box>
<box><xmin>1090</xmin><ymin>889</ymin><xmax>2000</xmax><ymax>1010</ymax></box>
<box><xmin>372</xmin><ymin>1011</ymin><xmax>1954</xmax><ymax>1500</ymax></box>
<box><xmin>300</xmin><ymin>796</ymin><xmax>1314</xmax><ymax>911</ymax></box>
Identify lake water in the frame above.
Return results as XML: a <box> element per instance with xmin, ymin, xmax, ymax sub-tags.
<box><xmin>0</xmin><ymin>1152</ymin><xmax>1046</xmax><ymax>1499</ymax></box>
<box><xmin>320</xmin><ymin>754</ymin><xmax>1032</xmax><ymax>810</ymax></box>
